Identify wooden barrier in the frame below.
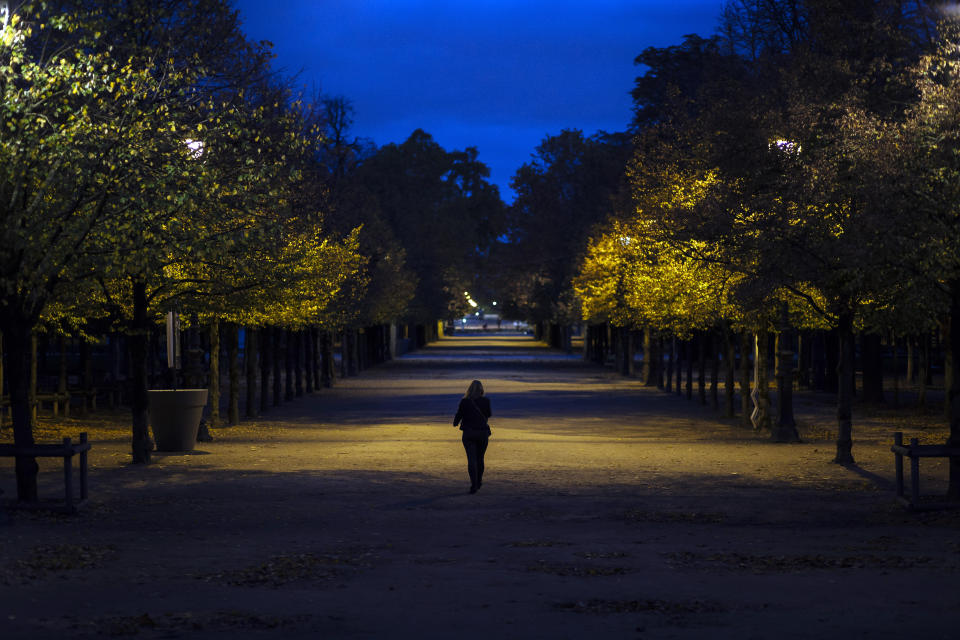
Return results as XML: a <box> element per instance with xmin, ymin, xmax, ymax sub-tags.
<box><xmin>891</xmin><ymin>431</ymin><xmax>960</xmax><ymax>510</ymax></box>
<box><xmin>0</xmin><ymin>432</ymin><xmax>90</xmax><ymax>513</ymax></box>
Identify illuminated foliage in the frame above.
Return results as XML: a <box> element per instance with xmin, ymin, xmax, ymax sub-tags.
<box><xmin>503</xmin><ymin>130</ymin><xmax>631</xmax><ymax>329</ymax></box>
<box><xmin>0</xmin><ymin>1</ymin><xmax>371</xmax><ymax>486</ymax></box>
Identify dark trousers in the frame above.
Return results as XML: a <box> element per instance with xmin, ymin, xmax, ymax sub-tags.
<box><xmin>462</xmin><ymin>435</ymin><xmax>489</xmax><ymax>488</ymax></box>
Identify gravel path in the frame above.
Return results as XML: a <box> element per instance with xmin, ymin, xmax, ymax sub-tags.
<box><xmin>1</xmin><ymin>334</ymin><xmax>959</xmax><ymax>639</ymax></box>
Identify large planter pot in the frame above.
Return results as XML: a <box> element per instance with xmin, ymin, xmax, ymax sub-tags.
<box><xmin>148</xmin><ymin>389</ymin><xmax>209</xmax><ymax>452</ymax></box>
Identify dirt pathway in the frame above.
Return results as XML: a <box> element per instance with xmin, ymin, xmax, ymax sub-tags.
<box><xmin>1</xmin><ymin>334</ymin><xmax>959</xmax><ymax>639</ymax></box>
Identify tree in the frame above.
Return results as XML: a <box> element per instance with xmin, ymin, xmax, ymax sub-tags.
<box><xmin>882</xmin><ymin>17</ymin><xmax>960</xmax><ymax>496</ymax></box>
<box><xmin>357</xmin><ymin>129</ymin><xmax>504</xmax><ymax>325</ymax></box>
<box><xmin>0</xmin><ymin>1</ymin><xmax>218</xmax><ymax>497</ymax></box>
<box><xmin>314</xmin><ymin>96</ymin><xmax>415</xmax><ymax>330</ymax></box>
<box><xmin>621</xmin><ymin>0</ymin><xmax>941</xmax><ymax>461</ymax></box>
<box><xmin>77</xmin><ymin>1</ymin><xmax>302</xmax><ymax>464</ymax></box>
<box><xmin>503</xmin><ymin>129</ymin><xmax>631</xmax><ymax>342</ymax></box>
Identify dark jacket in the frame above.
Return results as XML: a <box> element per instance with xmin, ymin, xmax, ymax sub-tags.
<box><xmin>454</xmin><ymin>396</ymin><xmax>491</xmax><ymax>436</ymax></box>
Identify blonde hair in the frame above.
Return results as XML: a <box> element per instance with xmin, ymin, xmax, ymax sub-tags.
<box><xmin>464</xmin><ymin>380</ymin><xmax>484</xmax><ymax>399</ymax></box>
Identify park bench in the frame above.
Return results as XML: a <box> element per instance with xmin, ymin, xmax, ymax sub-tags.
<box><xmin>1</xmin><ymin>392</ymin><xmax>74</xmax><ymax>424</ymax></box>
<box><xmin>67</xmin><ymin>387</ymin><xmax>101</xmax><ymax>413</ymax></box>
<box><xmin>0</xmin><ymin>433</ymin><xmax>90</xmax><ymax>514</ymax></box>
<box><xmin>35</xmin><ymin>392</ymin><xmax>72</xmax><ymax>417</ymax></box>
<box><xmin>891</xmin><ymin>431</ymin><xmax>960</xmax><ymax>510</ymax></box>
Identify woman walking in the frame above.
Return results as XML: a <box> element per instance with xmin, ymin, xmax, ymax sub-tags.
<box><xmin>453</xmin><ymin>380</ymin><xmax>492</xmax><ymax>494</ymax></box>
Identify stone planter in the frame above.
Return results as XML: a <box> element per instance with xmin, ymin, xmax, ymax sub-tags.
<box><xmin>148</xmin><ymin>389</ymin><xmax>208</xmax><ymax>452</ymax></box>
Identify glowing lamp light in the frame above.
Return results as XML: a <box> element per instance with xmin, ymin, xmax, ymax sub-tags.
<box><xmin>184</xmin><ymin>138</ymin><xmax>205</xmax><ymax>159</ymax></box>
<box><xmin>467</xmin><ymin>299</ymin><xmax>478</xmax><ymax>308</ymax></box>
<box><xmin>770</xmin><ymin>139</ymin><xmax>800</xmax><ymax>154</ymax></box>
<box><xmin>492</xmin><ymin>301</ymin><xmax>497</xmax><ymax>306</ymax></box>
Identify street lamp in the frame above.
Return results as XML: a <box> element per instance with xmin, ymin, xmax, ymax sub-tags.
<box><xmin>184</xmin><ymin>138</ymin><xmax>204</xmax><ymax>159</ymax></box>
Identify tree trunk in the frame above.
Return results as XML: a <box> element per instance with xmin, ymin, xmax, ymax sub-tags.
<box><xmin>906</xmin><ymin>336</ymin><xmax>915</xmax><ymax>385</ymax></box>
<box><xmin>641</xmin><ymin>329</ymin><xmax>653</xmax><ymax>385</ymax></box>
<box><xmin>943</xmin><ymin>322</ymin><xmax>952</xmax><ymax>421</ymax></box>
<box><xmin>918</xmin><ymin>332</ymin><xmax>930</xmax><ymax>409</ymax></box>
<box><xmin>752</xmin><ymin>328</ymin><xmax>771</xmax><ymax>432</ymax></box>
<box><xmin>312</xmin><ymin>327</ymin><xmax>322</xmax><ymax>389</ymax></box>
<box><xmin>2</xmin><ymin>316</ymin><xmax>39</xmax><ymax>500</ymax></box>
<box><xmin>245</xmin><ymin>327</ymin><xmax>258</xmax><ymax>418</ymax></box>
<box><xmin>0</xmin><ymin>330</ymin><xmax>4</xmax><ymax>417</ymax></box>
<box><xmin>304</xmin><ymin>328</ymin><xmax>314</xmax><ymax>393</ymax></box>
<box><xmin>709</xmin><ymin>330</ymin><xmax>719</xmax><ymax>410</ymax></box>
<box><xmin>824</xmin><ymin>329</ymin><xmax>839</xmax><ymax>394</ymax></box>
<box><xmin>697</xmin><ymin>332</ymin><xmax>707</xmax><ymax>405</ymax></box>
<box><xmin>685</xmin><ymin>339</ymin><xmax>693</xmax><ymax>400</ymax></box>
<box><xmin>618</xmin><ymin>327</ymin><xmax>633</xmax><ymax>376</ymax></box>
<box><xmin>207</xmin><ymin>319</ymin><xmax>221</xmax><ymax>427</ymax></box>
<box><xmin>797</xmin><ymin>331</ymin><xmax>811</xmax><ymax>388</ymax></box>
<box><xmin>294</xmin><ymin>330</ymin><xmax>304</xmax><ymax>397</ymax></box>
<box><xmin>812</xmin><ymin>330</ymin><xmax>827</xmax><ymax>391</ymax></box>
<box><xmin>227</xmin><ymin>323</ymin><xmax>240</xmax><ymax>426</ymax></box>
<box><xmin>57</xmin><ymin>335</ymin><xmax>68</xmax><ymax>416</ymax></box>
<box><xmin>130</xmin><ymin>280</ymin><xmax>152</xmax><ymax>464</ymax></box>
<box><xmin>656</xmin><ymin>336</ymin><xmax>664</xmax><ymax>389</ymax></box>
<box><xmin>773</xmin><ymin>306</ymin><xmax>800</xmax><ymax>442</ymax></box>
<box><xmin>891</xmin><ymin>334</ymin><xmax>900</xmax><ymax>408</ymax></box>
<box><xmin>76</xmin><ymin>338</ymin><xmax>89</xmax><ymax>417</ymax></box>
<box><xmin>29</xmin><ymin>333</ymin><xmax>38</xmax><ymax>426</ymax></box>
<box><xmin>183</xmin><ymin>320</ymin><xmax>201</xmax><ymax>389</ymax></box>
<box><xmin>834</xmin><ymin>311</ymin><xmax>855</xmax><ymax>464</ymax></box>
<box><xmin>348</xmin><ymin>329</ymin><xmax>360</xmax><ymax>376</ymax></box>
<box><xmin>861</xmin><ymin>332</ymin><xmax>885</xmax><ymax>404</ymax></box>
<box><xmin>321</xmin><ymin>330</ymin><xmax>334</xmax><ymax>387</ymax></box>
<box><xmin>740</xmin><ymin>331</ymin><xmax>752</xmax><ymax>428</ymax></box>
<box><xmin>260</xmin><ymin>327</ymin><xmax>271</xmax><ymax>414</ymax></box>
<box><xmin>665</xmin><ymin>337</ymin><xmax>674</xmax><ymax>393</ymax></box>
<box><xmin>285</xmin><ymin>329</ymin><xmax>295</xmax><ymax>400</ymax></box>
<box><xmin>676</xmin><ymin>339</ymin><xmax>683</xmax><ymax>395</ymax></box>
<box><xmin>272</xmin><ymin>326</ymin><xmax>282</xmax><ymax>406</ymax></box>
<box><xmin>946</xmin><ymin>281</ymin><xmax>960</xmax><ymax>498</ymax></box>
<box><xmin>723</xmin><ymin>324</ymin><xmax>736</xmax><ymax>418</ymax></box>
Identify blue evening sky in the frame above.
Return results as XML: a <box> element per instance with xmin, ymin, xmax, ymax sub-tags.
<box><xmin>231</xmin><ymin>1</ymin><xmax>723</xmax><ymax>201</ymax></box>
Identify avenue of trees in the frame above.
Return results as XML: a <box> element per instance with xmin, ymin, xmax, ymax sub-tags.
<box><xmin>536</xmin><ymin>0</ymin><xmax>960</xmax><ymax>496</ymax></box>
<box><xmin>0</xmin><ymin>0</ymin><xmax>503</xmax><ymax>501</ymax></box>
<box><xmin>9</xmin><ymin>0</ymin><xmax>960</xmax><ymax>506</ymax></box>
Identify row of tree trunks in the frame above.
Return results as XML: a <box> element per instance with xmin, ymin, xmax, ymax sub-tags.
<box><xmin>597</xmin><ymin>326</ymin><xmax>793</xmax><ymax>438</ymax></box>
<box><xmin>336</xmin><ymin>324</ymin><xmax>398</xmax><ymax>380</ymax></box>
<box><xmin>583</xmin><ymin>323</ymin><xmax>610</xmax><ymax>365</ymax></box>
<box><xmin>0</xmin><ymin>319</ymin><xmax>401</xmax><ymax>497</ymax></box>
<box><xmin>208</xmin><ymin>325</ymin><xmax>351</xmax><ymax>428</ymax></box>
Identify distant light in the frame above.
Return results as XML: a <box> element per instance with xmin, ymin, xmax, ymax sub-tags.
<box><xmin>184</xmin><ymin>138</ymin><xmax>205</xmax><ymax>158</ymax></box>
<box><xmin>770</xmin><ymin>139</ymin><xmax>800</xmax><ymax>154</ymax></box>
<box><xmin>475</xmin><ymin>312</ymin><xmax>480</xmax><ymax>316</ymax></box>
<box><xmin>463</xmin><ymin>291</ymin><xmax>470</xmax><ymax>296</ymax></box>
<box><xmin>467</xmin><ymin>299</ymin><xmax>478</xmax><ymax>308</ymax></box>
<box><xmin>492</xmin><ymin>301</ymin><xmax>497</xmax><ymax>306</ymax></box>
